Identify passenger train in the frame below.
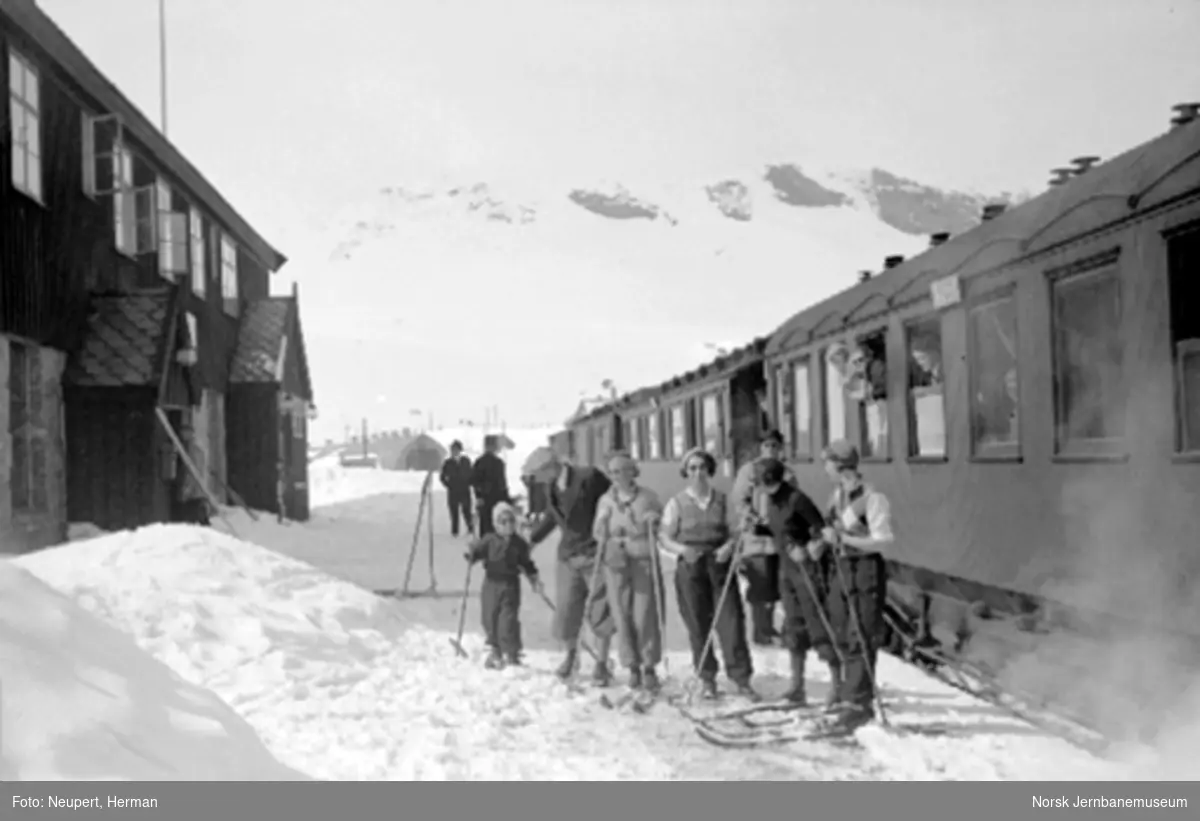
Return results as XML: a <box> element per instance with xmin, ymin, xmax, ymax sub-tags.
<box><xmin>546</xmin><ymin>103</ymin><xmax>1200</xmax><ymax>669</ymax></box>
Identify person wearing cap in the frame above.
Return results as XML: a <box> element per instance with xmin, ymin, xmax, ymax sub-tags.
<box><xmin>659</xmin><ymin>447</ymin><xmax>757</xmax><ymax>701</ymax></box>
<box><xmin>523</xmin><ymin>446</ymin><xmax>618</xmax><ymax>685</ymax></box>
<box><xmin>750</xmin><ymin>456</ymin><xmax>841</xmax><ymax>708</ymax></box>
<box><xmin>730</xmin><ymin>429</ymin><xmax>797</xmax><ymax>646</ymax></box>
<box><xmin>440</xmin><ymin>440</ymin><xmax>475</xmax><ymax>538</ymax></box>
<box><xmin>814</xmin><ymin>439</ymin><xmax>895</xmax><ymax>736</ymax></box>
<box><xmin>472</xmin><ymin>435</ymin><xmax>512</xmax><ymax>537</ymax></box>
<box><xmin>592</xmin><ymin>452</ymin><xmax>665</xmax><ymax>692</ymax></box>
<box><xmin>465</xmin><ymin>502</ymin><xmax>544</xmax><ymax>669</ymax></box>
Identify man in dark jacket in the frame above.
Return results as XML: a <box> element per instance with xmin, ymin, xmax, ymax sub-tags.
<box><xmin>440</xmin><ymin>440</ymin><xmax>474</xmax><ymax>537</ymax></box>
<box><xmin>471</xmin><ymin>435</ymin><xmax>512</xmax><ymax>537</ymax></box>
<box><xmin>523</xmin><ymin>446</ymin><xmax>617</xmax><ymax>685</ymax></box>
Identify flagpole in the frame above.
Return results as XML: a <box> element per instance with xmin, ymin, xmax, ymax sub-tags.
<box><xmin>159</xmin><ymin>0</ymin><xmax>168</xmax><ymax>136</ymax></box>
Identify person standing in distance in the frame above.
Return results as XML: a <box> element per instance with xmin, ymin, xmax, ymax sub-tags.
<box><xmin>472</xmin><ymin>434</ymin><xmax>512</xmax><ymax>537</ymax></box>
<box><xmin>523</xmin><ymin>447</ymin><xmax>618</xmax><ymax>685</ymax></box>
<box><xmin>440</xmin><ymin>440</ymin><xmax>474</xmax><ymax>537</ymax></box>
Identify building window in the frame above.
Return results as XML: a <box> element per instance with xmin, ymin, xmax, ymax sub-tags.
<box><xmin>8</xmin><ymin>48</ymin><xmax>42</xmax><ymax>202</ymax></box>
<box><xmin>9</xmin><ymin>341</ymin><xmax>48</xmax><ymax>513</ymax></box>
<box><xmin>792</xmin><ymin>358</ymin><xmax>812</xmax><ymax>458</ymax></box>
<box><xmin>108</xmin><ymin>143</ymin><xmax>154</xmax><ymax>257</ymax></box>
<box><xmin>1168</xmin><ymin>226</ymin><xmax>1200</xmax><ymax>453</ymax></box>
<box><xmin>906</xmin><ymin>317</ymin><xmax>946</xmax><ymax>459</ymax></box>
<box><xmin>1051</xmin><ymin>260</ymin><xmax>1124</xmax><ymax>455</ymax></box>
<box><xmin>669</xmin><ymin>404</ymin><xmax>686</xmax><ymax>459</ymax></box>
<box><xmin>189</xmin><ymin>208</ymin><xmax>206</xmax><ymax>296</ymax></box>
<box><xmin>773</xmin><ymin>362</ymin><xmax>791</xmax><ymax>450</ymax></box>
<box><xmin>220</xmin><ymin>233</ymin><xmax>239</xmax><ymax>306</ymax></box>
<box><xmin>157</xmin><ymin>179</ymin><xmax>188</xmax><ymax>279</ymax></box>
<box><xmin>701</xmin><ymin>392</ymin><xmax>722</xmax><ymax>455</ymax></box>
<box><xmin>647</xmin><ymin>412</ymin><xmax>661</xmax><ymax>460</ymax></box>
<box><xmin>822</xmin><ymin>347</ymin><xmax>847</xmax><ymax>446</ymax></box>
<box><xmin>969</xmin><ymin>293</ymin><xmax>1020</xmax><ymax>457</ymax></box>
<box><xmin>848</xmin><ymin>331</ymin><xmax>888</xmax><ymax>458</ymax></box>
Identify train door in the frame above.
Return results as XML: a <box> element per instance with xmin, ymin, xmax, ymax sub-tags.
<box><xmin>727</xmin><ymin>366</ymin><xmax>768</xmax><ymax>471</ymax></box>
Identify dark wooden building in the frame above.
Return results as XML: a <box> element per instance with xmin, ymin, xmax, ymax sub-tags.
<box><xmin>227</xmin><ymin>287</ymin><xmax>314</xmax><ymax>521</ymax></box>
<box><xmin>1</xmin><ymin>0</ymin><xmax>303</xmax><ymax>550</ymax></box>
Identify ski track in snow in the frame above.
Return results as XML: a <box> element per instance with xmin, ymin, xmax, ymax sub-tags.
<box><xmin>10</xmin><ymin>455</ymin><xmax>1178</xmax><ymax>781</ymax></box>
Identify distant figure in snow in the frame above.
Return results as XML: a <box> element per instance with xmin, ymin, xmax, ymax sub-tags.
<box><xmin>465</xmin><ymin>502</ymin><xmax>543</xmax><ymax>669</ymax></box>
<box><xmin>171</xmin><ymin>419</ymin><xmax>211</xmax><ymax>527</ymax></box>
<box><xmin>472</xmin><ymin>435</ymin><xmax>512</xmax><ymax>537</ymax></box>
<box><xmin>440</xmin><ymin>440</ymin><xmax>475</xmax><ymax>537</ymax></box>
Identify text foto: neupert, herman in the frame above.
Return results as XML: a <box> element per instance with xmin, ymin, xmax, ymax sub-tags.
<box><xmin>13</xmin><ymin>795</ymin><xmax>159</xmax><ymax>810</ymax></box>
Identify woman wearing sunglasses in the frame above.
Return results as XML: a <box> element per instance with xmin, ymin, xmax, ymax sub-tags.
<box><xmin>658</xmin><ymin>447</ymin><xmax>757</xmax><ymax>701</ymax></box>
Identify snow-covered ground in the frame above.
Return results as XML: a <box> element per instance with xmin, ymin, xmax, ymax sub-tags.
<box><xmin>4</xmin><ymin>461</ymin><xmax>1197</xmax><ymax>780</ymax></box>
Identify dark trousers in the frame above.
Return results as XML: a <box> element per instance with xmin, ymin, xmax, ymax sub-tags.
<box><xmin>553</xmin><ymin>553</ymin><xmax>614</xmax><ymax>644</ymax></box>
<box><xmin>674</xmin><ymin>552</ymin><xmax>753</xmax><ymax>684</ymax></box>
<box><xmin>481</xmin><ymin>577</ymin><xmax>522</xmax><ymax>655</ymax></box>
<box><xmin>741</xmin><ymin>554</ymin><xmax>780</xmax><ymax>642</ymax></box>
<box><xmin>447</xmin><ymin>489</ymin><xmax>473</xmax><ymax>536</ymax></box>
<box><xmin>477</xmin><ymin>500</ymin><xmax>498</xmax><ymax>537</ymax></box>
<box><xmin>827</xmin><ymin>552</ymin><xmax>888</xmax><ymax>709</ymax></box>
<box><xmin>779</xmin><ymin>554</ymin><xmax>836</xmax><ymax>662</ymax></box>
<box><xmin>172</xmin><ymin>497</ymin><xmax>211</xmax><ymax>527</ymax></box>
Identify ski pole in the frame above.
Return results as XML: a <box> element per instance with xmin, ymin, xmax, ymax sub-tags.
<box><xmin>685</xmin><ymin>536</ymin><xmax>744</xmax><ymax>700</ymax></box>
<box><xmin>426</xmin><ymin>471</ymin><xmax>438</xmax><ymax>594</ymax></box>
<box><xmin>794</xmin><ymin>549</ymin><xmax>846</xmax><ymax>671</ymax></box>
<box><xmin>449</xmin><ymin>558</ymin><xmax>474</xmax><ymax>658</ymax></box>
<box><xmin>830</xmin><ymin>543</ymin><xmax>889</xmax><ymax>727</ymax></box>
<box><xmin>400</xmin><ymin>472</ymin><xmax>430</xmax><ymax>596</ymax></box>
<box><xmin>582</xmin><ymin>537</ymin><xmax>610</xmax><ymax>672</ymax></box>
<box><xmin>648</xmin><ymin>530</ymin><xmax>670</xmax><ymax>678</ymax></box>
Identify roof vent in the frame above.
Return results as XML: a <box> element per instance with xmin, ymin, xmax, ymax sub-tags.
<box><xmin>858</xmin><ymin>269</ymin><xmax>873</xmax><ymax>283</ymax></box>
<box><xmin>981</xmin><ymin>203</ymin><xmax>1007</xmax><ymax>221</ymax></box>
<box><xmin>1048</xmin><ymin>168</ymin><xmax>1074</xmax><ymax>187</ymax></box>
<box><xmin>1071</xmin><ymin>156</ymin><xmax>1101</xmax><ymax>176</ymax></box>
<box><xmin>929</xmin><ymin>232</ymin><xmax>951</xmax><ymax>247</ymax></box>
<box><xmin>883</xmin><ymin>255</ymin><xmax>905</xmax><ymax>269</ymax></box>
<box><xmin>1171</xmin><ymin>102</ymin><xmax>1200</xmax><ymax>129</ymax></box>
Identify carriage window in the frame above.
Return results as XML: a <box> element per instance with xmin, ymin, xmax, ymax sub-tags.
<box><xmin>647</xmin><ymin>412</ymin><xmax>662</xmax><ymax>460</ymax></box>
<box><xmin>774</xmin><ymin>363</ymin><xmax>792</xmax><ymax>449</ymax></box>
<box><xmin>1051</xmin><ymin>263</ymin><xmax>1124</xmax><ymax>454</ymax></box>
<box><xmin>701</xmin><ymin>392</ymin><xmax>722</xmax><ymax>455</ymax></box>
<box><xmin>792</xmin><ymin>358</ymin><xmax>812</xmax><ymax>458</ymax></box>
<box><xmin>626</xmin><ymin>417</ymin><xmax>643</xmax><ymax>461</ymax></box>
<box><xmin>669</xmin><ymin>404</ymin><xmax>686</xmax><ymax>458</ymax></box>
<box><xmin>852</xmin><ymin>331</ymin><xmax>889</xmax><ymax>459</ymax></box>
<box><xmin>969</xmin><ymin>294</ymin><xmax>1020</xmax><ymax>457</ymax></box>
<box><xmin>822</xmin><ymin>347</ymin><xmax>847</xmax><ymax>445</ymax></box>
<box><xmin>1168</xmin><ymin>227</ymin><xmax>1200</xmax><ymax>453</ymax></box>
<box><xmin>906</xmin><ymin>318</ymin><xmax>946</xmax><ymax>458</ymax></box>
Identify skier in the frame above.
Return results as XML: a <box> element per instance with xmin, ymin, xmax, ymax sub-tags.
<box><xmin>440</xmin><ymin>440</ymin><xmax>474</xmax><ymax>537</ymax></box>
<box><xmin>465</xmin><ymin>502</ymin><xmax>544</xmax><ymax>669</ymax></box>
<box><xmin>523</xmin><ymin>447</ymin><xmax>618</xmax><ymax>685</ymax></box>
<box><xmin>659</xmin><ymin>447</ymin><xmax>757</xmax><ymax>701</ymax></box>
<box><xmin>592</xmin><ymin>452</ymin><xmax>665</xmax><ymax>691</ymax></box>
<box><xmin>472</xmin><ymin>435</ymin><xmax>512</xmax><ymax>537</ymax></box>
<box><xmin>815</xmin><ymin>439</ymin><xmax>895</xmax><ymax>736</ymax></box>
<box><xmin>746</xmin><ymin>457</ymin><xmax>841</xmax><ymax>707</ymax></box>
<box><xmin>730</xmin><ymin>429</ymin><xmax>796</xmax><ymax>646</ymax></box>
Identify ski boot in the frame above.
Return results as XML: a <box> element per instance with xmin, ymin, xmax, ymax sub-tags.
<box><xmin>698</xmin><ymin>678</ymin><xmax>720</xmax><ymax>700</ymax></box>
<box><xmin>484</xmin><ymin>648</ymin><xmax>505</xmax><ymax>670</ymax></box>
<box><xmin>731</xmin><ymin>678</ymin><xmax>761</xmax><ymax>702</ymax></box>
<box><xmin>814</xmin><ymin>703</ymin><xmax>874</xmax><ymax>738</ymax></box>
<box><xmin>591</xmin><ymin>660</ymin><xmax>614</xmax><ymax>688</ymax></box>
<box><xmin>505</xmin><ymin>651</ymin><xmax>523</xmax><ymax>667</ymax></box>
<box><xmin>782</xmin><ymin>652</ymin><xmax>807</xmax><ymax>705</ymax></box>
<box><xmin>641</xmin><ymin>666</ymin><xmax>661</xmax><ymax>693</ymax></box>
<box><xmin>554</xmin><ymin>648</ymin><xmax>578</xmax><ymax>681</ymax></box>
<box><xmin>627</xmin><ymin>666</ymin><xmax>644</xmax><ymax>690</ymax></box>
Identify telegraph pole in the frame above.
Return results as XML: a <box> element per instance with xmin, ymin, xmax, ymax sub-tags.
<box><xmin>158</xmin><ymin>0</ymin><xmax>169</xmax><ymax>136</ymax></box>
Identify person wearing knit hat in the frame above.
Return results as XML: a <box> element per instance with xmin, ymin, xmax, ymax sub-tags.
<box><xmin>464</xmin><ymin>502</ymin><xmax>544</xmax><ymax>669</ymax></box>
<box><xmin>747</xmin><ymin>456</ymin><xmax>840</xmax><ymax>708</ymax></box>
<box><xmin>812</xmin><ymin>439</ymin><xmax>896</xmax><ymax>738</ymax></box>
<box><xmin>659</xmin><ymin>447</ymin><xmax>757</xmax><ymax>701</ymax></box>
<box><xmin>729</xmin><ymin>429</ymin><xmax>798</xmax><ymax>647</ymax></box>
<box><xmin>471</xmin><ymin>434</ymin><xmax>512</xmax><ymax>537</ymax></box>
<box><xmin>592</xmin><ymin>451</ymin><xmax>666</xmax><ymax>691</ymax></box>
<box><xmin>524</xmin><ymin>446</ymin><xmax>618</xmax><ymax>685</ymax></box>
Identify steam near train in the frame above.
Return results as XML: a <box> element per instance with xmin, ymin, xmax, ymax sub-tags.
<box><xmin>547</xmin><ymin>104</ymin><xmax>1200</xmax><ymax>672</ymax></box>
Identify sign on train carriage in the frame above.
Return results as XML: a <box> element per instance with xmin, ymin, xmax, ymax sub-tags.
<box><xmin>929</xmin><ymin>273</ymin><xmax>962</xmax><ymax>310</ymax></box>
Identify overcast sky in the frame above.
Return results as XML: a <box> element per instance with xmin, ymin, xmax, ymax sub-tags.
<box><xmin>37</xmin><ymin>0</ymin><xmax>1200</xmax><ymax>438</ymax></box>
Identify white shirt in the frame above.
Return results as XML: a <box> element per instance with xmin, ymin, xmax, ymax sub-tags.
<box><xmin>555</xmin><ymin>465</ymin><xmax>570</xmax><ymax>493</ymax></box>
<box><xmin>836</xmin><ymin>483</ymin><xmax>895</xmax><ymax>544</ymax></box>
<box><xmin>659</xmin><ymin>485</ymin><xmax>717</xmax><ymax>532</ymax></box>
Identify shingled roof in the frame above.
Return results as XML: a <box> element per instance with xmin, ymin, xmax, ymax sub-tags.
<box><xmin>230</xmin><ymin>298</ymin><xmax>291</xmax><ymax>384</ymax></box>
<box><xmin>65</xmin><ymin>291</ymin><xmax>174</xmax><ymax>387</ymax></box>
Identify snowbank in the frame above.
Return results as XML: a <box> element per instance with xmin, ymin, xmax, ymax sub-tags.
<box><xmin>0</xmin><ymin>560</ymin><xmax>306</xmax><ymax>781</ymax></box>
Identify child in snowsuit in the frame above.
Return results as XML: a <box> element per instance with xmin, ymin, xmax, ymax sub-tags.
<box><xmin>465</xmin><ymin>502</ymin><xmax>543</xmax><ymax>669</ymax></box>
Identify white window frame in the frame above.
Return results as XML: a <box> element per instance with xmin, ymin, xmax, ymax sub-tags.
<box><xmin>189</xmin><ymin>207</ymin><xmax>206</xmax><ymax>296</ymax></box>
<box><xmin>220</xmin><ymin>232</ymin><xmax>239</xmax><ymax>306</ymax></box>
<box><xmin>700</xmin><ymin>391</ymin><xmax>722</xmax><ymax>456</ymax></box>
<box><xmin>157</xmin><ymin>178</ymin><xmax>188</xmax><ymax>279</ymax></box>
<box><xmin>791</xmin><ymin>357</ymin><xmax>812</xmax><ymax>459</ymax></box>
<box><xmin>669</xmin><ymin>404</ymin><xmax>686</xmax><ymax>459</ymax></box>
<box><xmin>647</xmin><ymin>412</ymin><xmax>662</xmax><ymax>460</ymax></box>
<box><xmin>9</xmin><ymin>48</ymin><xmax>43</xmax><ymax>202</ymax></box>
